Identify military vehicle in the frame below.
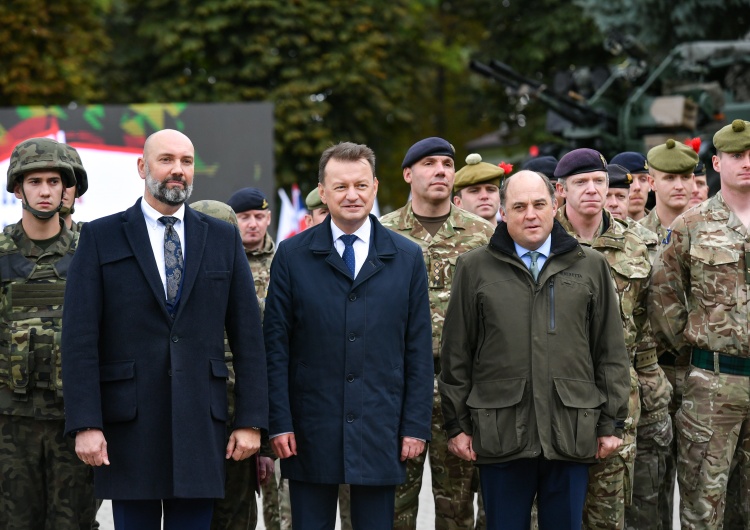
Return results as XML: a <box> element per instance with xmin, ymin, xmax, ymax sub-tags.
<box><xmin>472</xmin><ymin>39</ymin><xmax>750</xmax><ymax>195</ymax></box>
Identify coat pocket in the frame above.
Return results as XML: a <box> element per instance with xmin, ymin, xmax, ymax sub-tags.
<box><xmin>210</xmin><ymin>358</ymin><xmax>229</xmax><ymax>422</ymax></box>
<box><xmin>674</xmin><ymin>408</ymin><xmax>713</xmax><ymax>491</ymax></box>
<box><xmin>100</xmin><ymin>361</ymin><xmax>137</xmax><ymax>423</ymax></box>
<box><xmin>551</xmin><ymin>378</ymin><xmax>604</xmax><ymax>459</ymax></box>
<box><xmin>466</xmin><ymin>378</ymin><xmax>527</xmax><ymax>457</ymax></box>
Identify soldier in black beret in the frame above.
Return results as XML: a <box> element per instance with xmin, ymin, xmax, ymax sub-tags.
<box><xmin>523</xmin><ymin>155</ymin><xmax>563</xmax><ymax>207</ymax></box>
<box><xmin>604</xmin><ymin>164</ymin><xmax>633</xmax><ymax>220</ymax></box>
<box><xmin>688</xmin><ymin>161</ymin><xmax>708</xmax><ymax>208</ymax></box>
<box><xmin>610</xmin><ymin>152</ymin><xmax>650</xmax><ymax>221</ymax></box>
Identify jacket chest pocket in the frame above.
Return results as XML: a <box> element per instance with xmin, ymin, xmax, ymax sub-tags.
<box><xmin>551</xmin><ymin>378</ymin><xmax>604</xmax><ymax>459</ymax></box>
<box><xmin>466</xmin><ymin>378</ymin><xmax>528</xmax><ymax>458</ymax></box>
<box><xmin>689</xmin><ymin>244</ymin><xmax>739</xmax><ymax>307</ymax></box>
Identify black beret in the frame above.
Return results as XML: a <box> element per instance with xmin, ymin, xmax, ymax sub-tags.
<box><xmin>401</xmin><ymin>137</ymin><xmax>455</xmax><ymax>169</ymax></box>
<box><xmin>522</xmin><ymin>156</ymin><xmax>558</xmax><ymax>180</ymax></box>
<box><xmin>694</xmin><ymin>161</ymin><xmax>705</xmax><ymax>177</ymax></box>
<box><xmin>607</xmin><ymin>164</ymin><xmax>633</xmax><ymax>189</ymax></box>
<box><xmin>226</xmin><ymin>187</ymin><xmax>269</xmax><ymax>213</ymax></box>
<box><xmin>610</xmin><ymin>152</ymin><xmax>649</xmax><ymax>174</ymax></box>
<box><xmin>554</xmin><ymin>148</ymin><xmax>607</xmax><ymax>179</ymax></box>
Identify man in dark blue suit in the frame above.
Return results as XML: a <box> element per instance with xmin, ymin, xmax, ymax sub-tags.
<box><xmin>61</xmin><ymin>129</ymin><xmax>268</xmax><ymax>530</ymax></box>
<box><xmin>264</xmin><ymin>142</ymin><xmax>434</xmax><ymax>530</ymax></box>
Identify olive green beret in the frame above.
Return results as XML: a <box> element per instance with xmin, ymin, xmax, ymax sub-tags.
<box><xmin>647</xmin><ymin>139</ymin><xmax>699</xmax><ymax>174</ymax></box>
<box><xmin>713</xmin><ymin>119</ymin><xmax>750</xmax><ymax>153</ymax></box>
<box><xmin>305</xmin><ymin>187</ymin><xmax>325</xmax><ymax>210</ymax></box>
<box><xmin>453</xmin><ymin>153</ymin><xmax>505</xmax><ymax>192</ymax></box>
<box><xmin>191</xmin><ymin>200</ymin><xmax>239</xmax><ymax>227</ymax></box>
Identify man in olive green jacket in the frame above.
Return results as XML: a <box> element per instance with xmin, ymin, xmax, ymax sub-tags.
<box><xmin>438</xmin><ymin>170</ymin><xmax>630</xmax><ymax>530</ymax></box>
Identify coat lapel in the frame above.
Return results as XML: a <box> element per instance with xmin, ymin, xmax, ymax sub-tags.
<box><xmin>122</xmin><ymin>199</ymin><xmax>171</xmax><ymax>320</ymax></box>
<box><xmin>173</xmin><ymin>206</ymin><xmax>207</xmax><ymax>321</ymax></box>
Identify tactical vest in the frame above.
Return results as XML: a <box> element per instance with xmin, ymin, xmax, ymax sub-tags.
<box><xmin>0</xmin><ymin>244</ymin><xmax>74</xmax><ymax>402</ymax></box>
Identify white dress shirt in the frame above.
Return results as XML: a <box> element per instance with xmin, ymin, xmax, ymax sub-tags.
<box><xmin>331</xmin><ymin>217</ymin><xmax>371</xmax><ymax>278</ymax></box>
<box><xmin>140</xmin><ymin>198</ymin><xmax>186</xmax><ymax>299</ymax></box>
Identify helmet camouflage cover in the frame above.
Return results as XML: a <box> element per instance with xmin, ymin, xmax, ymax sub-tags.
<box><xmin>6</xmin><ymin>138</ymin><xmax>76</xmax><ymax>193</ymax></box>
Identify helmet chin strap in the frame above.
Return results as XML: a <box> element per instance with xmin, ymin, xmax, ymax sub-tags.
<box><xmin>20</xmin><ymin>188</ymin><xmax>63</xmax><ymax>221</ymax></box>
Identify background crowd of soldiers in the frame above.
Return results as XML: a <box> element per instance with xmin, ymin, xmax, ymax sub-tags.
<box><xmin>1</xmin><ymin>118</ymin><xmax>749</xmax><ymax>530</ymax></box>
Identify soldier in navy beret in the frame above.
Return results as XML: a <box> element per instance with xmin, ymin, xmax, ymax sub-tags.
<box><xmin>401</xmin><ymin>137</ymin><xmax>455</xmax><ymax>169</ymax></box>
<box><xmin>611</xmin><ymin>152</ymin><xmax>650</xmax><ymax>221</ymax></box>
<box><xmin>226</xmin><ymin>186</ymin><xmax>274</xmax><ymax>263</ymax></box>
<box><xmin>689</xmin><ymin>161</ymin><xmax>709</xmax><ymax>208</ymax></box>
<box><xmin>523</xmin><ymin>156</ymin><xmax>563</xmax><ymax>206</ymax></box>
<box><xmin>553</xmin><ymin>148</ymin><xmax>608</xmax><ymax>228</ymax></box>
<box><xmin>604</xmin><ymin>164</ymin><xmax>632</xmax><ymax>220</ymax></box>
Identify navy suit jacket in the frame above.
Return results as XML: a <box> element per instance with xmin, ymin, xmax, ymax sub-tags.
<box><xmin>264</xmin><ymin>214</ymin><xmax>433</xmax><ymax>486</ymax></box>
<box><xmin>62</xmin><ymin>199</ymin><xmax>267</xmax><ymax>499</ymax></box>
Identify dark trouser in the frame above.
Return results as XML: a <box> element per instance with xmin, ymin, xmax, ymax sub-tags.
<box><xmin>289</xmin><ymin>480</ymin><xmax>396</xmax><ymax>530</ymax></box>
<box><xmin>112</xmin><ymin>498</ymin><xmax>214</xmax><ymax>530</ymax></box>
<box><xmin>478</xmin><ymin>458</ymin><xmax>590</xmax><ymax>530</ymax></box>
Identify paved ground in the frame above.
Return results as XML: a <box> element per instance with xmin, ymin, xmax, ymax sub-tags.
<box><xmin>95</xmin><ymin>456</ymin><xmax>679</xmax><ymax>529</ymax></box>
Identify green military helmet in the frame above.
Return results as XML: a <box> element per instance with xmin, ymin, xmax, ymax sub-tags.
<box><xmin>58</xmin><ymin>143</ymin><xmax>88</xmax><ymax>197</ymax></box>
<box><xmin>191</xmin><ymin>199</ymin><xmax>239</xmax><ymax>227</ymax></box>
<box><xmin>6</xmin><ymin>137</ymin><xmax>76</xmax><ymax>193</ymax></box>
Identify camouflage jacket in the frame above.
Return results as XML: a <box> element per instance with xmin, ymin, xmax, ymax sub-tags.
<box><xmin>380</xmin><ymin>202</ymin><xmax>494</xmax><ymax>358</ymax></box>
<box><xmin>246</xmin><ymin>233</ymin><xmax>276</xmax><ymax>318</ymax></box>
<box><xmin>556</xmin><ymin>209</ymin><xmax>671</xmax><ymax>425</ymax></box>
<box><xmin>639</xmin><ymin>209</ymin><xmax>672</xmax><ymax>263</ymax></box>
<box><xmin>0</xmin><ymin>221</ymin><xmax>78</xmax><ymax>420</ymax></box>
<box><xmin>650</xmin><ymin>192</ymin><xmax>750</xmax><ymax>359</ymax></box>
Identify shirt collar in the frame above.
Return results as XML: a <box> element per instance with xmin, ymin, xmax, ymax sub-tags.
<box><xmin>141</xmin><ymin>198</ymin><xmax>186</xmax><ymax>228</ymax></box>
<box><xmin>514</xmin><ymin>233</ymin><xmax>552</xmax><ymax>259</ymax></box>
<box><xmin>331</xmin><ymin>216</ymin><xmax>372</xmax><ymax>245</ymax></box>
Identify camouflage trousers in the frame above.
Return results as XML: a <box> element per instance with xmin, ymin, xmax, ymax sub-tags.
<box><xmin>210</xmin><ymin>454</ymin><xmax>257</xmax><ymax>530</ymax></box>
<box><xmin>658</xmin><ymin>361</ymin><xmax>689</xmax><ymax>530</ymax></box>
<box><xmin>0</xmin><ymin>415</ymin><xmax>96</xmax><ymax>530</ymax></box>
<box><xmin>261</xmin><ymin>463</ymin><xmax>292</xmax><ymax>530</ymax></box>
<box><xmin>676</xmin><ymin>366</ymin><xmax>750</xmax><ymax>529</ymax></box>
<box><xmin>394</xmin><ymin>376</ymin><xmax>475</xmax><ymax>530</ymax></box>
<box><xmin>582</xmin><ymin>366</ymin><xmax>639</xmax><ymax>530</ymax></box>
<box><xmin>624</xmin><ymin>417</ymin><xmax>672</xmax><ymax>530</ymax></box>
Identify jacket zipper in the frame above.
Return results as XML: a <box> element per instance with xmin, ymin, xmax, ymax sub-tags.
<box><xmin>549</xmin><ymin>279</ymin><xmax>555</xmax><ymax>330</ymax></box>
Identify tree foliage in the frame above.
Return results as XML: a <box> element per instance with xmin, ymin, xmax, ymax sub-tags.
<box><xmin>0</xmin><ymin>0</ymin><xmax>111</xmax><ymax>105</ymax></box>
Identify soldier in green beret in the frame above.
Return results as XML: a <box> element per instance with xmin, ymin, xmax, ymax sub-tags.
<box><xmin>0</xmin><ymin>138</ymin><xmax>96</xmax><ymax>528</ymax></box>
<box><xmin>649</xmin><ymin>119</ymin><xmax>750</xmax><ymax>529</ymax></box>
<box><xmin>452</xmin><ymin>153</ymin><xmax>506</xmax><ymax>227</ymax></box>
<box><xmin>304</xmin><ymin>187</ymin><xmax>329</xmax><ymax>228</ymax></box>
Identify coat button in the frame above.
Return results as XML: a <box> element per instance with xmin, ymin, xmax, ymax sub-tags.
<box><xmin>348</xmin><ymin>293</ymin><xmax>357</xmax><ymax>301</ymax></box>
<box><xmin>346</xmin><ymin>413</ymin><xmax>354</xmax><ymax>423</ymax></box>
<box><xmin>348</xmin><ymin>333</ymin><xmax>356</xmax><ymax>342</ymax></box>
<box><xmin>168</xmin><ymin>369</ymin><xmax>172</xmax><ymax>377</ymax></box>
<box><xmin>171</xmin><ymin>336</ymin><xmax>179</xmax><ymax>343</ymax></box>
<box><xmin>347</xmin><ymin>374</ymin><xmax>355</xmax><ymax>382</ymax></box>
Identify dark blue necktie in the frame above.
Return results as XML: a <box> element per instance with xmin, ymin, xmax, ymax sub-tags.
<box><xmin>340</xmin><ymin>234</ymin><xmax>357</xmax><ymax>277</ymax></box>
<box><xmin>159</xmin><ymin>216</ymin><xmax>184</xmax><ymax>303</ymax></box>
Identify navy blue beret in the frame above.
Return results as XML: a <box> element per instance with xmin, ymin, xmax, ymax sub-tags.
<box><xmin>226</xmin><ymin>187</ymin><xmax>269</xmax><ymax>213</ymax></box>
<box><xmin>522</xmin><ymin>156</ymin><xmax>558</xmax><ymax>180</ymax></box>
<box><xmin>554</xmin><ymin>148</ymin><xmax>607</xmax><ymax>179</ymax></box>
<box><xmin>401</xmin><ymin>137</ymin><xmax>455</xmax><ymax>169</ymax></box>
<box><xmin>610</xmin><ymin>151</ymin><xmax>649</xmax><ymax>174</ymax></box>
<box><xmin>607</xmin><ymin>164</ymin><xmax>633</xmax><ymax>189</ymax></box>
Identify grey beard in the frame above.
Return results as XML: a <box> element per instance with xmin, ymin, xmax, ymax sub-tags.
<box><xmin>145</xmin><ymin>168</ymin><xmax>193</xmax><ymax>206</ymax></box>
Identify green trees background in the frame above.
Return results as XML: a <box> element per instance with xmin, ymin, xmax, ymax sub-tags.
<box><xmin>1</xmin><ymin>0</ymin><xmax>747</xmax><ymax>209</ymax></box>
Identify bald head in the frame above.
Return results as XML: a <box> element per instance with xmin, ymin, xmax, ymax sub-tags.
<box><xmin>501</xmin><ymin>170</ymin><xmax>556</xmax><ymax>210</ymax></box>
<box><xmin>143</xmin><ymin>129</ymin><xmax>194</xmax><ymax>159</ymax></box>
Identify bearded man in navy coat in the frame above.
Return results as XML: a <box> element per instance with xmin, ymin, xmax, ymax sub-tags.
<box><xmin>61</xmin><ymin>129</ymin><xmax>267</xmax><ymax>530</ymax></box>
<box><xmin>264</xmin><ymin>142</ymin><xmax>433</xmax><ymax>529</ymax></box>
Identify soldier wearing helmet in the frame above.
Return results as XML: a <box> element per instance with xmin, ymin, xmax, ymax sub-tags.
<box><xmin>57</xmin><ymin>143</ymin><xmax>89</xmax><ymax>232</ymax></box>
<box><xmin>0</xmin><ymin>138</ymin><xmax>96</xmax><ymax>528</ymax></box>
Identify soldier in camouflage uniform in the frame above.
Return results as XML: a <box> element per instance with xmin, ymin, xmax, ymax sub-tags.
<box><xmin>225</xmin><ymin>188</ymin><xmax>290</xmax><ymax>530</ymax></box>
<box><xmin>649</xmin><ymin>120</ymin><xmax>750</xmax><ymax>529</ymax></box>
<box><xmin>58</xmin><ymin>143</ymin><xmax>89</xmax><ymax>233</ymax></box>
<box><xmin>0</xmin><ymin>137</ymin><xmax>96</xmax><ymax>528</ymax></box>
<box><xmin>551</xmin><ymin>149</ymin><xmax>672</xmax><ymax>530</ymax></box>
<box><xmin>639</xmin><ymin>140</ymin><xmax>699</xmax><ymax>530</ymax></box>
<box><xmin>380</xmin><ymin>137</ymin><xmax>495</xmax><ymax>530</ymax></box>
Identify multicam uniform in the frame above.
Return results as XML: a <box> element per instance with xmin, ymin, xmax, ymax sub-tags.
<box><xmin>0</xmin><ymin>221</ymin><xmax>96</xmax><ymax>529</ymax></box>
<box><xmin>649</xmin><ymin>192</ymin><xmax>750</xmax><ymax>529</ymax></box>
<box><xmin>380</xmin><ymin>202</ymin><xmax>494</xmax><ymax>530</ymax></box>
<box><xmin>638</xmin><ymin>208</ymin><xmax>689</xmax><ymax>530</ymax></box>
<box><xmin>555</xmin><ymin>209</ymin><xmax>672</xmax><ymax>529</ymax></box>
